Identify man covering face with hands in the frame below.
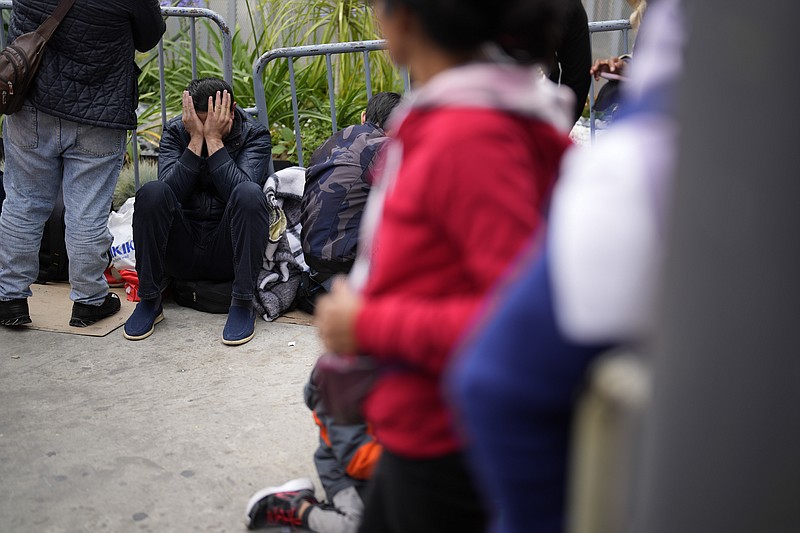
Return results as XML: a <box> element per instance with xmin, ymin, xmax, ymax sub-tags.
<box><xmin>124</xmin><ymin>77</ymin><xmax>273</xmax><ymax>346</ymax></box>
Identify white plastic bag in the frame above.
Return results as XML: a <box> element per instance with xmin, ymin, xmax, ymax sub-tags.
<box><xmin>108</xmin><ymin>197</ymin><xmax>136</xmax><ymax>269</ymax></box>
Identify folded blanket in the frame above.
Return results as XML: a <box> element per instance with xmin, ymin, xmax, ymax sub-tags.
<box><xmin>264</xmin><ymin>166</ymin><xmax>308</xmax><ymax>270</ymax></box>
<box><xmin>254</xmin><ymin>233</ymin><xmax>301</xmax><ymax>321</ymax></box>
<box><xmin>255</xmin><ymin>166</ymin><xmax>309</xmax><ymax>322</ymax></box>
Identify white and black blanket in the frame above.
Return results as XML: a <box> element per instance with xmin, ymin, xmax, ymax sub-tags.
<box><xmin>254</xmin><ymin>166</ymin><xmax>309</xmax><ymax>321</ymax></box>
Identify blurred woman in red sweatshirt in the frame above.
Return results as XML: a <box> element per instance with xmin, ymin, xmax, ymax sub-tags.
<box><xmin>315</xmin><ymin>0</ymin><xmax>574</xmax><ymax>531</ymax></box>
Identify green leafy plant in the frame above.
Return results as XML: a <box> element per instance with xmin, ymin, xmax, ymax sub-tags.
<box><xmin>113</xmin><ymin>160</ymin><xmax>159</xmax><ymax>210</ymax></box>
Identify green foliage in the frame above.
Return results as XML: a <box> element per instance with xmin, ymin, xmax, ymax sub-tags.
<box><xmin>113</xmin><ymin>160</ymin><xmax>159</xmax><ymax>210</ymax></box>
<box><xmin>135</xmin><ymin>0</ymin><xmax>404</xmax><ymax>161</ymax></box>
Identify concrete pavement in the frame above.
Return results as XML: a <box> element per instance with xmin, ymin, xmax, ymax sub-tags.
<box><xmin>0</xmin><ymin>301</ymin><xmax>322</xmax><ymax>532</ymax></box>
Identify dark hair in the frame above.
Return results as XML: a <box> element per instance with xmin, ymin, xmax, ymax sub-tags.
<box><xmin>378</xmin><ymin>0</ymin><xmax>566</xmax><ymax>63</ymax></box>
<box><xmin>365</xmin><ymin>92</ymin><xmax>402</xmax><ymax>128</ymax></box>
<box><xmin>186</xmin><ymin>77</ymin><xmax>235</xmax><ymax>112</ymax></box>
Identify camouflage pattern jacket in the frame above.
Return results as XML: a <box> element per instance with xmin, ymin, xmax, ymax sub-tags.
<box><xmin>300</xmin><ymin>123</ymin><xmax>389</xmax><ymax>280</ymax></box>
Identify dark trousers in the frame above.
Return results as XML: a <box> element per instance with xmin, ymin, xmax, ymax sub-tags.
<box><xmin>359</xmin><ymin>449</ymin><xmax>488</xmax><ymax>533</ymax></box>
<box><xmin>133</xmin><ymin>180</ymin><xmax>269</xmax><ymax>301</ymax></box>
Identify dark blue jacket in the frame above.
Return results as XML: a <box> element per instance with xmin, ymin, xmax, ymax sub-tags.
<box><xmin>9</xmin><ymin>0</ymin><xmax>165</xmax><ymax>129</ymax></box>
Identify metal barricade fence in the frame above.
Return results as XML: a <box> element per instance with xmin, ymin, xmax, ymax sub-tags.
<box><xmin>249</xmin><ymin>40</ymin><xmax>410</xmax><ymax>168</ymax></box>
<box><xmin>250</xmin><ymin>19</ymin><xmax>633</xmax><ymax>166</ymax></box>
<box><xmin>0</xmin><ymin>2</ymin><xmax>630</xmax><ymax>183</ymax></box>
<box><xmin>0</xmin><ymin>1</ymin><xmax>233</xmax><ymax>189</ymax></box>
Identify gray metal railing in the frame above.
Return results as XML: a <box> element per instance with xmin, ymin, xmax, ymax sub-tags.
<box><xmin>0</xmin><ymin>2</ymin><xmax>233</xmax><ymax>189</ymax></box>
<box><xmin>0</xmin><ymin>1</ymin><xmax>631</xmax><ymax>183</ymax></box>
<box><xmin>250</xmin><ymin>40</ymin><xmax>410</xmax><ymax>168</ymax></box>
<box><xmin>251</xmin><ymin>19</ymin><xmax>633</xmax><ymax>166</ymax></box>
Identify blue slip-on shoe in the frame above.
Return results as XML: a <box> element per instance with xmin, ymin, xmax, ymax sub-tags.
<box><xmin>123</xmin><ymin>299</ymin><xmax>164</xmax><ymax>341</ymax></box>
<box><xmin>223</xmin><ymin>305</ymin><xmax>256</xmax><ymax>346</ymax></box>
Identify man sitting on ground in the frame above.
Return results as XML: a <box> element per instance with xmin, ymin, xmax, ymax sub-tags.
<box><xmin>124</xmin><ymin>77</ymin><xmax>272</xmax><ymax>345</ymax></box>
<box><xmin>299</xmin><ymin>92</ymin><xmax>402</xmax><ymax>309</ymax></box>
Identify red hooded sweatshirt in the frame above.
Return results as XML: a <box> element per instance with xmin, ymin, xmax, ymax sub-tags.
<box><xmin>352</xmin><ymin>62</ymin><xmax>575</xmax><ymax>458</ymax></box>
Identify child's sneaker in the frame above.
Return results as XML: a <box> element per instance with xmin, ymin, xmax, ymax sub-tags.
<box><xmin>245</xmin><ymin>478</ymin><xmax>318</xmax><ymax>530</ymax></box>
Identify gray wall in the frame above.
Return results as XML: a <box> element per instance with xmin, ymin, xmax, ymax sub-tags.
<box><xmin>636</xmin><ymin>1</ymin><xmax>800</xmax><ymax>532</ymax></box>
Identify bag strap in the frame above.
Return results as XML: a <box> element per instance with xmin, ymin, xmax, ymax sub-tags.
<box><xmin>35</xmin><ymin>0</ymin><xmax>78</xmax><ymax>42</ymax></box>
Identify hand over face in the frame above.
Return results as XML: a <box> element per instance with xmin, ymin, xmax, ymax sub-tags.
<box><xmin>181</xmin><ymin>90</ymin><xmax>205</xmax><ymax>140</ymax></box>
<box><xmin>203</xmin><ymin>90</ymin><xmax>234</xmax><ymax>143</ymax></box>
<box><xmin>315</xmin><ymin>277</ymin><xmax>362</xmax><ymax>355</ymax></box>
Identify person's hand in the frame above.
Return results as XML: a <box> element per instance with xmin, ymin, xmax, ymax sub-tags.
<box><xmin>203</xmin><ymin>90</ymin><xmax>234</xmax><ymax>154</ymax></box>
<box><xmin>315</xmin><ymin>277</ymin><xmax>363</xmax><ymax>355</ymax></box>
<box><xmin>590</xmin><ymin>56</ymin><xmax>628</xmax><ymax>80</ymax></box>
<box><xmin>182</xmin><ymin>90</ymin><xmax>204</xmax><ymax>155</ymax></box>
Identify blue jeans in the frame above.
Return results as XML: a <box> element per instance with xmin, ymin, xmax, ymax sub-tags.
<box><xmin>0</xmin><ymin>104</ymin><xmax>126</xmax><ymax>305</ymax></box>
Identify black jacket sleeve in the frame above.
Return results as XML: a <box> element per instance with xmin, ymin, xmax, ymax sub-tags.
<box><xmin>550</xmin><ymin>0</ymin><xmax>592</xmax><ymax>123</ymax></box>
<box><xmin>130</xmin><ymin>0</ymin><xmax>166</xmax><ymax>52</ymax></box>
<box><xmin>158</xmin><ymin>122</ymin><xmax>202</xmax><ymax>205</ymax></box>
<box><xmin>207</xmin><ymin>125</ymin><xmax>273</xmax><ymax>203</ymax></box>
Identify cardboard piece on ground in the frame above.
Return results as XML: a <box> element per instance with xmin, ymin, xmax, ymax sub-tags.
<box><xmin>27</xmin><ymin>283</ymin><xmax>134</xmax><ymax>337</ymax></box>
<box><xmin>275</xmin><ymin>309</ymin><xmax>314</xmax><ymax>327</ymax></box>
<box><xmin>27</xmin><ymin>282</ymin><xmax>312</xmax><ymax>334</ymax></box>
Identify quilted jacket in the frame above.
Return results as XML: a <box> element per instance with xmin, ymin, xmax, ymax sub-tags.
<box><xmin>8</xmin><ymin>0</ymin><xmax>165</xmax><ymax>130</ymax></box>
<box><xmin>158</xmin><ymin>107</ymin><xmax>273</xmax><ymax>226</ymax></box>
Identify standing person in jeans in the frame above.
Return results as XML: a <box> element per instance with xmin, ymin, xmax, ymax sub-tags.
<box><xmin>314</xmin><ymin>0</ymin><xmax>575</xmax><ymax>531</ymax></box>
<box><xmin>123</xmin><ymin>78</ymin><xmax>272</xmax><ymax>346</ymax></box>
<box><xmin>0</xmin><ymin>0</ymin><xmax>165</xmax><ymax>328</ymax></box>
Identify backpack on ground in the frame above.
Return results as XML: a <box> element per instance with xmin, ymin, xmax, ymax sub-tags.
<box><xmin>292</xmin><ymin>271</ymin><xmax>328</xmax><ymax>315</ymax></box>
<box><xmin>0</xmin><ymin>0</ymin><xmax>76</xmax><ymax>115</ymax></box>
<box><xmin>172</xmin><ymin>279</ymin><xmax>232</xmax><ymax>314</ymax></box>
<box><xmin>0</xmin><ymin>172</ymin><xmax>70</xmax><ymax>283</ymax></box>
<box><xmin>36</xmin><ymin>187</ymin><xmax>69</xmax><ymax>283</ymax></box>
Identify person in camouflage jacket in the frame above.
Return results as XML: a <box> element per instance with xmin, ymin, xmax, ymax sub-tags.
<box><xmin>300</xmin><ymin>92</ymin><xmax>402</xmax><ymax>293</ymax></box>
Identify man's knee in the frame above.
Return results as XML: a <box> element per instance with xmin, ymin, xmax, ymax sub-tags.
<box><xmin>135</xmin><ymin>180</ymin><xmax>174</xmax><ymax>211</ymax></box>
<box><xmin>229</xmin><ymin>181</ymin><xmax>266</xmax><ymax>212</ymax></box>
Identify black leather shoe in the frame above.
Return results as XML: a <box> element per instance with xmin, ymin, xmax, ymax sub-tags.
<box><xmin>0</xmin><ymin>298</ymin><xmax>32</xmax><ymax>327</ymax></box>
<box><xmin>70</xmin><ymin>293</ymin><xmax>121</xmax><ymax>327</ymax></box>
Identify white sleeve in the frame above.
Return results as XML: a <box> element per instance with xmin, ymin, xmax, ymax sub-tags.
<box><xmin>549</xmin><ymin>117</ymin><xmax>676</xmax><ymax>343</ymax></box>
<box><xmin>548</xmin><ymin>0</ymin><xmax>685</xmax><ymax>343</ymax></box>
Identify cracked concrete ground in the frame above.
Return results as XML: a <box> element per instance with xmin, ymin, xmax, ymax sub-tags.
<box><xmin>0</xmin><ymin>300</ymin><xmax>322</xmax><ymax>532</ymax></box>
